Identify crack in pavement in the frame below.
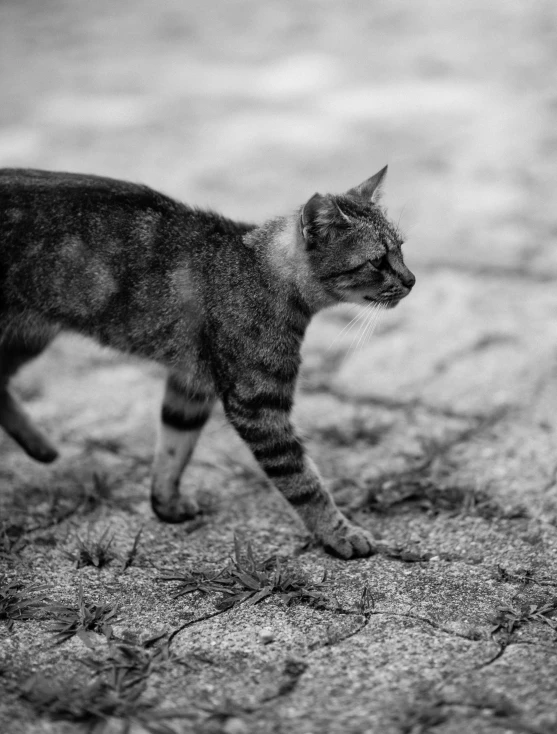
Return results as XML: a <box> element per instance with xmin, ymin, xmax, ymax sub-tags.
<box><xmin>475</xmin><ymin>640</ymin><xmax>508</xmax><ymax>670</ymax></box>
<box><xmin>329</xmin><ymin>607</ymin><xmax>557</xmax><ymax>656</ymax></box>
<box><xmin>396</xmin><ymin>636</ymin><xmax>557</xmax><ymax>734</ymax></box>
<box><xmin>343</xmin><ymin>407</ymin><xmax>510</xmax><ymax>516</ymax></box>
<box><xmin>303</xmin><ymin>384</ymin><xmax>489</xmax><ymax>421</ymax></box>
<box><xmin>166</xmin><ymin>607</ymin><xmax>230</xmax><ymax>649</ymax></box>
<box><xmin>312</xmin><ymin>605</ymin><xmax>486</xmax><ymax>648</ymax></box>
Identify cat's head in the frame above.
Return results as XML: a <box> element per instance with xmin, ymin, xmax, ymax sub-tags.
<box><xmin>300</xmin><ymin>166</ymin><xmax>415</xmax><ymax>308</ymax></box>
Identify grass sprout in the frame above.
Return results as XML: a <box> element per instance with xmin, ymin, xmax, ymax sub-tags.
<box><xmin>121</xmin><ymin>527</ymin><xmax>143</xmax><ymax>572</ymax></box>
<box><xmin>21</xmin><ymin>631</ymin><xmax>196</xmax><ymax>732</ymax></box>
<box><xmin>20</xmin><ymin>670</ymin><xmax>194</xmax><ymax>733</ymax></box>
<box><xmin>493</xmin><ymin>565</ymin><xmax>557</xmax><ymax>589</ymax></box>
<box><xmin>491</xmin><ymin>598</ymin><xmax>557</xmax><ymax>637</ymax></box>
<box><xmin>47</xmin><ymin>584</ymin><xmax>120</xmax><ymax>646</ymax></box>
<box><xmin>0</xmin><ymin>521</ymin><xmax>27</xmax><ymax>557</ymax></box>
<box><xmin>0</xmin><ymin>579</ymin><xmax>49</xmax><ymax>631</ymax></box>
<box><xmin>64</xmin><ymin>527</ymin><xmax>116</xmax><ymax>569</ymax></box>
<box><xmin>367</xmin><ymin>477</ymin><xmax>527</xmax><ymax>520</ymax></box>
<box><xmin>160</xmin><ymin>537</ymin><xmax>331</xmax><ymax>611</ymax></box>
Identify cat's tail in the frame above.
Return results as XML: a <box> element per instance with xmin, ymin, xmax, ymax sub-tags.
<box><xmin>0</xmin><ymin>388</ymin><xmax>58</xmax><ymax>462</ymax></box>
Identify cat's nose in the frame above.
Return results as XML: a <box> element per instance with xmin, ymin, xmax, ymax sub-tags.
<box><xmin>403</xmin><ymin>271</ymin><xmax>416</xmax><ymax>289</ymax></box>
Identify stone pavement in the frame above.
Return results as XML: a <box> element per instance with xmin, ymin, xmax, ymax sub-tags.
<box><xmin>1</xmin><ymin>1</ymin><xmax>557</xmax><ymax>732</ymax></box>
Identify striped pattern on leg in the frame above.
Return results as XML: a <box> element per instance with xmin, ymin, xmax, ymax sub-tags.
<box><xmin>224</xmin><ymin>386</ymin><xmax>376</xmax><ymax>559</ymax></box>
<box><xmin>272</xmin><ymin>457</ymin><xmax>375</xmax><ymax>558</ymax></box>
<box><xmin>151</xmin><ymin>374</ymin><xmax>214</xmax><ymax>523</ymax></box>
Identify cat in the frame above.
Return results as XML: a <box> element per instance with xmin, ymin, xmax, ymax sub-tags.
<box><xmin>0</xmin><ymin>165</ymin><xmax>414</xmax><ymax>558</ymax></box>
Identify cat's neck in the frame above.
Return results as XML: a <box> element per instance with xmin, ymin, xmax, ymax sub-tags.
<box><xmin>243</xmin><ymin>213</ymin><xmax>333</xmax><ymax>315</ymax></box>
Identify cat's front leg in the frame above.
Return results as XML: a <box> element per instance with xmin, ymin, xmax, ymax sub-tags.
<box><xmin>223</xmin><ymin>389</ymin><xmax>376</xmax><ymax>559</ymax></box>
<box><xmin>273</xmin><ymin>456</ymin><xmax>376</xmax><ymax>559</ymax></box>
<box><xmin>151</xmin><ymin>372</ymin><xmax>215</xmax><ymax>522</ymax></box>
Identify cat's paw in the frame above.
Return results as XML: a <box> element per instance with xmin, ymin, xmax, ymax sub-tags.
<box><xmin>151</xmin><ymin>494</ymin><xmax>200</xmax><ymax>523</ymax></box>
<box><xmin>28</xmin><ymin>439</ymin><xmax>59</xmax><ymax>464</ymax></box>
<box><xmin>321</xmin><ymin>517</ymin><xmax>376</xmax><ymax>559</ymax></box>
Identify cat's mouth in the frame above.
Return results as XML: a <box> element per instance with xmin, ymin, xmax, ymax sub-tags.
<box><xmin>363</xmin><ymin>296</ymin><xmax>400</xmax><ymax>309</ymax></box>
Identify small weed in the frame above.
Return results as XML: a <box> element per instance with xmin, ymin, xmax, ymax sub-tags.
<box><xmin>367</xmin><ymin>477</ymin><xmax>527</xmax><ymax>520</ymax></box>
<box><xmin>48</xmin><ymin>584</ymin><xmax>120</xmax><ymax>645</ymax></box>
<box><xmin>20</xmin><ymin>670</ymin><xmax>194</xmax><ymax>733</ymax></box>
<box><xmin>0</xmin><ymin>579</ymin><xmax>49</xmax><ymax>631</ymax></box>
<box><xmin>399</xmin><ymin>695</ymin><xmax>448</xmax><ymax>734</ymax></box>
<box><xmin>121</xmin><ymin>527</ymin><xmax>143</xmax><ymax>572</ymax></box>
<box><xmin>80</xmin><ymin>471</ymin><xmax>138</xmax><ymax>514</ymax></box>
<box><xmin>160</xmin><ymin>538</ymin><xmax>331</xmax><ymax>611</ymax></box>
<box><xmin>490</xmin><ymin>597</ymin><xmax>557</xmax><ymax>637</ymax></box>
<box><xmin>398</xmin><ymin>690</ymin><xmax>527</xmax><ymax>734</ymax></box>
<box><xmin>21</xmin><ymin>671</ymin><xmax>145</xmax><ymax>722</ymax></box>
<box><xmin>83</xmin><ymin>629</ymin><xmax>188</xmax><ymax>684</ymax></box>
<box><xmin>0</xmin><ymin>521</ymin><xmax>27</xmax><ymax>557</ymax></box>
<box><xmin>357</xmin><ymin>586</ymin><xmax>375</xmax><ymax>614</ymax></box>
<box><xmin>81</xmin><ymin>472</ymin><xmax>114</xmax><ymax>513</ymax></box>
<box><xmin>21</xmin><ymin>630</ymin><xmax>196</xmax><ymax>732</ymax></box>
<box><xmin>493</xmin><ymin>565</ymin><xmax>557</xmax><ymax>589</ymax></box>
<box><xmin>21</xmin><ymin>486</ymin><xmax>83</xmax><ymax>531</ymax></box>
<box><xmin>493</xmin><ymin>565</ymin><xmax>536</xmax><ymax>586</ymax></box>
<box><xmin>64</xmin><ymin>527</ymin><xmax>116</xmax><ymax>569</ymax></box>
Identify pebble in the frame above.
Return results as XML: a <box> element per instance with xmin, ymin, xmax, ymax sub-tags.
<box><xmin>258</xmin><ymin>627</ymin><xmax>275</xmax><ymax>644</ymax></box>
<box><xmin>223</xmin><ymin>717</ymin><xmax>248</xmax><ymax>734</ymax></box>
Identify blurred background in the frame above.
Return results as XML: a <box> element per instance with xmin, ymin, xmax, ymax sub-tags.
<box><xmin>1</xmin><ymin>0</ymin><xmax>556</xmax><ymax>275</ymax></box>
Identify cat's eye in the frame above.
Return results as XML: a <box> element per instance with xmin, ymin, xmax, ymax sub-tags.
<box><xmin>369</xmin><ymin>256</ymin><xmax>386</xmax><ymax>269</ymax></box>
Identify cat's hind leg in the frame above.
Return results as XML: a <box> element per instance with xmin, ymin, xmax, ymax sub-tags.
<box><xmin>0</xmin><ymin>340</ymin><xmax>58</xmax><ymax>462</ymax></box>
<box><xmin>151</xmin><ymin>372</ymin><xmax>215</xmax><ymax>522</ymax></box>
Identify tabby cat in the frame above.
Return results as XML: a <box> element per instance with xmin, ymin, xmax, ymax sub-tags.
<box><xmin>0</xmin><ymin>166</ymin><xmax>414</xmax><ymax>558</ymax></box>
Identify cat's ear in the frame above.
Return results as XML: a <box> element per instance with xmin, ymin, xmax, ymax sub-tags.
<box><xmin>301</xmin><ymin>192</ymin><xmax>324</xmax><ymax>245</ymax></box>
<box><xmin>301</xmin><ymin>192</ymin><xmax>349</xmax><ymax>246</ymax></box>
<box><xmin>301</xmin><ymin>193</ymin><xmax>322</xmax><ymax>234</ymax></box>
<box><xmin>347</xmin><ymin>165</ymin><xmax>388</xmax><ymax>203</ymax></box>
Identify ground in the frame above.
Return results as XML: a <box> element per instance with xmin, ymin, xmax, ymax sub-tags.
<box><xmin>1</xmin><ymin>0</ymin><xmax>557</xmax><ymax>732</ymax></box>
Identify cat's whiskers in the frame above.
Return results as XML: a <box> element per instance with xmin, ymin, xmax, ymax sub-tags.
<box><xmin>351</xmin><ymin>302</ymin><xmax>385</xmax><ymax>352</ymax></box>
<box><xmin>348</xmin><ymin>302</ymin><xmax>376</xmax><ymax>352</ymax></box>
<box><xmin>352</xmin><ymin>303</ymin><xmax>378</xmax><ymax>351</ymax></box>
<box><xmin>359</xmin><ymin>302</ymin><xmax>385</xmax><ymax>347</ymax></box>
<box><xmin>345</xmin><ymin>305</ymin><xmax>375</xmax><ymax>352</ymax></box>
<box><xmin>328</xmin><ymin>304</ymin><xmax>370</xmax><ymax>351</ymax></box>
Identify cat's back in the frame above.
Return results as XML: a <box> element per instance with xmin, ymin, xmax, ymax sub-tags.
<box><xmin>0</xmin><ymin>168</ymin><xmax>255</xmax><ymax>354</ymax></box>
<box><xmin>0</xmin><ymin>167</ymin><xmax>189</xmax><ymax>277</ymax></box>
<box><xmin>0</xmin><ymin>168</ymin><xmax>176</xmax><ymax>213</ymax></box>
<box><xmin>0</xmin><ymin>169</ymin><xmax>192</xmax><ymax>329</ymax></box>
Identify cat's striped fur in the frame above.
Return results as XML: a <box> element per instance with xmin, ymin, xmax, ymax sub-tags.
<box><xmin>0</xmin><ymin>166</ymin><xmax>414</xmax><ymax>558</ymax></box>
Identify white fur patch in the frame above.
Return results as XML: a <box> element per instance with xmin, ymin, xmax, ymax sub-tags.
<box><xmin>170</xmin><ymin>264</ymin><xmax>196</xmax><ymax>303</ymax></box>
<box><xmin>268</xmin><ymin>216</ymin><xmax>311</xmax><ymax>286</ymax></box>
<box><xmin>152</xmin><ymin>423</ymin><xmax>201</xmax><ymax>498</ymax></box>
